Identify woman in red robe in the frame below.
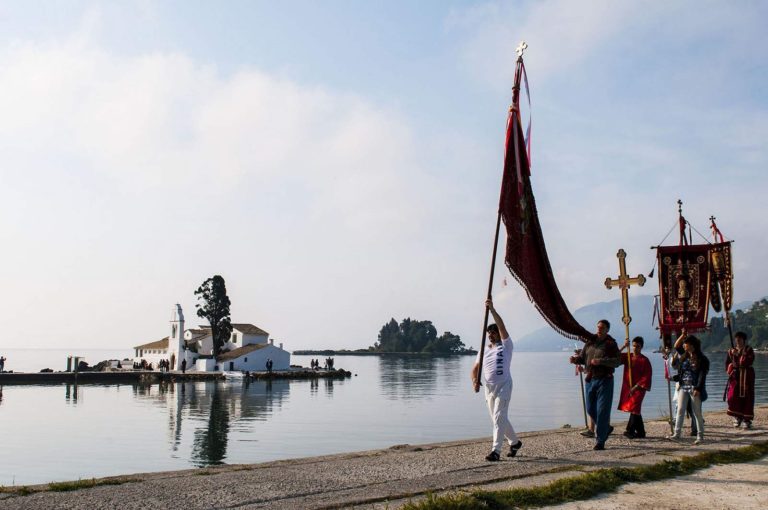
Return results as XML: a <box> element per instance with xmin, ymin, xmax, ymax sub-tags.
<box><xmin>726</xmin><ymin>331</ymin><xmax>755</xmax><ymax>428</ymax></box>
<box><xmin>618</xmin><ymin>336</ymin><xmax>653</xmax><ymax>438</ymax></box>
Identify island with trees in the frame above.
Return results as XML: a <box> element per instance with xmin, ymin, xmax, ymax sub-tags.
<box><xmin>294</xmin><ymin>317</ymin><xmax>476</xmax><ymax>355</ymax></box>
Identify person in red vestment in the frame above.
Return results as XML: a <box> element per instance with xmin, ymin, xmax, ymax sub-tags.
<box><xmin>726</xmin><ymin>331</ymin><xmax>755</xmax><ymax>428</ymax></box>
<box><xmin>617</xmin><ymin>337</ymin><xmax>652</xmax><ymax>439</ymax></box>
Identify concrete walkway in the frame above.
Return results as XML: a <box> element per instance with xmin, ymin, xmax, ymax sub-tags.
<box><xmin>2</xmin><ymin>406</ymin><xmax>766</xmax><ymax>509</ymax></box>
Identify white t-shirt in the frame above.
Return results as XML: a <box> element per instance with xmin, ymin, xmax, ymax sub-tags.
<box><xmin>476</xmin><ymin>337</ymin><xmax>513</xmax><ymax>385</ymax></box>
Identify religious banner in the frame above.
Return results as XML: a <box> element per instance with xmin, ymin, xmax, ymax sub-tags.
<box><xmin>499</xmin><ymin>74</ymin><xmax>590</xmax><ymax>341</ymax></box>
<box><xmin>656</xmin><ymin>244</ymin><xmax>712</xmax><ymax>334</ymax></box>
<box><xmin>709</xmin><ymin>241</ymin><xmax>734</xmax><ymax>312</ymax></box>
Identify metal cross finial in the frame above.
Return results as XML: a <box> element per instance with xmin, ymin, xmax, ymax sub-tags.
<box><xmin>516</xmin><ymin>41</ymin><xmax>528</xmax><ymax>57</ymax></box>
<box><xmin>677</xmin><ymin>199</ymin><xmax>683</xmax><ymax>214</ymax></box>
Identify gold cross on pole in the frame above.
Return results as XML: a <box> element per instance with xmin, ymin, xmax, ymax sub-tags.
<box><xmin>604</xmin><ymin>249</ymin><xmax>646</xmax><ymax>386</ymax></box>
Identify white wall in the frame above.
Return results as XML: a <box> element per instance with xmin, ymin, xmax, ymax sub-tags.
<box><xmin>133</xmin><ymin>349</ymin><xmax>168</xmax><ymax>368</ymax></box>
<box><xmin>220</xmin><ymin>345</ymin><xmax>290</xmax><ymax>372</ymax></box>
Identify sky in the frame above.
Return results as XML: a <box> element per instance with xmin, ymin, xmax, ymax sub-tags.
<box><xmin>1</xmin><ymin>1</ymin><xmax>766</xmax><ymax>351</ymax></box>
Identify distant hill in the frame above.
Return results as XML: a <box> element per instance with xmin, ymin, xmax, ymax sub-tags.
<box><xmin>514</xmin><ymin>295</ymin><xmax>763</xmax><ymax>352</ymax></box>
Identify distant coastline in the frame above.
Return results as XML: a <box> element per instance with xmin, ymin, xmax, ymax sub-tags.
<box><xmin>292</xmin><ymin>349</ymin><xmax>477</xmax><ymax>356</ymax></box>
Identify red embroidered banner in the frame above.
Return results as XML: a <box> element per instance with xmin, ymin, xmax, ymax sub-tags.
<box><xmin>656</xmin><ymin>244</ymin><xmax>712</xmax><ymax>334</ymax></box>
<box><xmin>499</xmin><ymin>107</ymin><xmax>591</xmax><ymax>341</ymax></box>
<box><xmin>710</xmin><ymin>241</ymin><xmax>734</xmax><ymax>312</ymax></box>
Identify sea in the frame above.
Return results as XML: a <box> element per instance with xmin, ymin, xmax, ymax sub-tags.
<box><xmin>0</xmin><ymin>348</ymin><xmax>766</xmax><ymax>486</ymax></box>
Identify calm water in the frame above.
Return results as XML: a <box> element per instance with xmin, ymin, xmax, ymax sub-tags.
<box><xmin>0</xmin><ymin>350</ymin><xmax>766</xmax><ymax>485</ymax></box>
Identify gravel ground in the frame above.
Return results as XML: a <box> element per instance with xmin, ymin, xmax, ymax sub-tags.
<box><xmin>1</xmin><ymin>406</ymin><xmax>765</xmax><ymax>509</ymax></box>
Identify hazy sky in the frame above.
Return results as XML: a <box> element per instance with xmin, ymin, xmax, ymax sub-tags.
<box><xmin>1</xmin><ymin>1</ymin><xmax>766</xmax><ymax>351</ymax></box>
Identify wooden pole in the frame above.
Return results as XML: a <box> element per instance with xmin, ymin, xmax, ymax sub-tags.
<box><xmin>475</xmin><ymin>211</ymin><xmax>503</xmax><ymax>392</ymax></box>
<box><xmin>578</xmin><ymin>367</ymin><xmax>588</xmax><ymax>429</ymax></box>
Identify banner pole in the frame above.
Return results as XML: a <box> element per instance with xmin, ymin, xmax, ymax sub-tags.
<box><xmin>475</xmin><ymin>210</ymin><xmax>503</xmax><ymax>392</ymax></box>
<box><xmin>579</xmin><ymin>367</ymin><xmax>588</xmax><ymax>429</ymax></box>
<box><xmin>477</xmin><ymin>55</ymin><xmax>524</xmax><ymax>391</ymax></box>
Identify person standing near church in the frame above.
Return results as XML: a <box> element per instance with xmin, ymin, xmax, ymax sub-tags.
<box><xmin>618</xmin><ymin>337</ymin><xmax>652</xmax><ymax>439</ymax></box>
<box><xmin>471</xmin><ymin>298</ymin><xmax>523</xmax><ymax>462</ymax></box>
<box><xmin>726</xmin><ymin>331</ymin><xmax>755</xmax><ymax>429</ymax></box>
<box><xmin>0</xmin><ymin>356</ymin><xmax>5</xmax><ymax>372</ymax></box>
<box><xmin>570</xmin><ymin>320</ymin><xmax>620</xmax><ymax>450</ymax></box>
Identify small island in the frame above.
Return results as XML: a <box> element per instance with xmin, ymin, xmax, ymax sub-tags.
<box><xmin>294</xmin><ymin>317</ymin><xmax>477</xmax><ymax>356</ymax></box>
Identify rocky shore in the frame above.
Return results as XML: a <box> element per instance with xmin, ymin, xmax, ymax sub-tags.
<box><xmin>0</xmin><ymin>406</ymin><xmax>765</xmax><ymax>509</ymax></box>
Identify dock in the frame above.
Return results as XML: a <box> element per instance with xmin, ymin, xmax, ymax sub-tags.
<box><xmin>0</xmin><ymin>368</ymin><xmax>351</xmax><ymax>385</ymax></box>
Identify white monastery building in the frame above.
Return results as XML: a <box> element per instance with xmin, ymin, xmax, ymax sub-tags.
<box><xmin>133</xmin><ymin>305</ymin><xmax>290</xmax><ymax>372</ymax></box>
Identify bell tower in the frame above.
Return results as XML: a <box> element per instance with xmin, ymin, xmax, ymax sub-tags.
<box><xmin>168</xmin><ymin>304</ymin><xmax>185</xmax><ymax>370</ymax></box>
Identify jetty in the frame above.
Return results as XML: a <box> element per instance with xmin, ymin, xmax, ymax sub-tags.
<box><xmin>0</xmin><ymin>406</ymin><xmax>765</xmax><ymax>509</ymax></box>
<box><xmin>0</xmin><ymin>368</ymin><xmax>351</xmax><ymax>386</ymax></box>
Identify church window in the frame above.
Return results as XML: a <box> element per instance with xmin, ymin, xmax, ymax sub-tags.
<box><xmin>233</xmin><ymin>333</ymin><xmax>238</xmax><ymax>343</ymax></box>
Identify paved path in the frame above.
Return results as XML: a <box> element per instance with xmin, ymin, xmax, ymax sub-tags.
<box><xmin>545</xmin><ymin>457</ymin><xmax>768</xmax><ymax>509</ymax></box>
<box><xmin>2</xmin><ymin>406</ymin><xmax>766</xmax><ymax>509</ymax></box>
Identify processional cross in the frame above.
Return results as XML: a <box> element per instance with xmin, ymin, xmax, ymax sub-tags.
<box><xmin>516</xmin><ymin>41</ymin><xmax>528</xmax><ymax>57</ymax></box>
<box><xmin>604</xmin><ymin>249</ymin><xmax>646</xmax><ymax>386</ymax></box>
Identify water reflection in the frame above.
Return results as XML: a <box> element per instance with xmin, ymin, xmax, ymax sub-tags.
<box><xmin>65</xmin><ymin>383</ymin><xmax>79</xmax><ymax>403</ymax></box>
<box><xmin>192</xmin><ymin>383</ymin><xmax>230</xmax><ymax>465</ymax></box>
<box><xmin>378</xmin><ymin>355</ymin><xmax>463</xmax><ymax>400</ymax></box>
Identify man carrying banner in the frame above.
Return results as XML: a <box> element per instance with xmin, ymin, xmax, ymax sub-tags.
<box><xmin>570</xmin><ymin>320</ymin><xmax>620</xmax><ymax>450</ymax></box>
<box><xmin>471</xmin><ymin>298</ymin><xmax>523</xmax><ymax>462</ymax></box>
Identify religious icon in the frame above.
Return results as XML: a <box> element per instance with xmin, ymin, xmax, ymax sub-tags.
<box><xmin>711</xmin><ymin>251</ymin><xmax>724</xmax><ymax>272</ymax></box>
<box><xmin>677</xmin><ymin>278</ymin><xmax>690</xmax><ymax>300</ymax></box>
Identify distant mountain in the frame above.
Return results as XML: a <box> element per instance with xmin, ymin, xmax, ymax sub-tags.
<box><xmin>514</xmin><ymin>295</ymin><xmax>762</xmax><ymax>352</ymax></box>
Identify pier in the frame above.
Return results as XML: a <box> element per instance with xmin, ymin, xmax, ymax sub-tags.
<box><xmin>0</xmin><ymin>368</ymin><xmax>351</xmax><ymax>386</ymax></box>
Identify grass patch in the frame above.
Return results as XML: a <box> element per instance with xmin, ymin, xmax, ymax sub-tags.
<box><xmin>48</xmin><ymin>478</ymin><xmax>135</xmax><ymax>492</ymax></box>
<box><xmin>402</xmin><ymin>441</ymin><xmax>768</xmax><ymax>510</ymax></box>
<box><xmin>0</xmin><ymin>477</ymin><xmax>139</xmax><ymax>497</ymax></box>
<box><xmin>0</xmin><ymin>486</ymin><xmax>32</xmax><ymax>495</ymax></box>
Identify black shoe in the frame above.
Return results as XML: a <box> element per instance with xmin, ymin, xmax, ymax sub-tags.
<box><xmin>622</xmin><ymin>431</ymin><xmax>636</xmax><ymax>439</ymax></box>
<box><xmin>507</xmin><ymin>440</ymin><xmax>523</xmax><ymax>457</ymax></box>
<box><xmin>485</xmin><ymin>450</ymin><xmax>500</xmax><ymax>462</ymax></box>
<box><xmin>690</xmin><ymin>429</ymin><xmax>698</xmax><ymax>437</ymax></box>
<box><xmin>579</xmin><ymin>429</ymin><xmax>595</xmax><ymax>438</ymax></box>
<box><xmin>608</xmin><ymin>425</ymin><xmax>615</xmax><ymax>435</ymax></box>
<box><xmin>634</xmin><ymin>433</ymin><xmax>646</xmax><ymax>439</ymax></box>
<box><xmin>593</xmin><ymin>443</ymin><xmax>605</xmax><ymax>451</ymax></box>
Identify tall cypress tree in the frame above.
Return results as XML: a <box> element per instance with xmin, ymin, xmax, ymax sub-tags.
<box><xmin>195</xmin><ymin>275</ymin><xmax>233</xmax><ymax>358</ymax></box>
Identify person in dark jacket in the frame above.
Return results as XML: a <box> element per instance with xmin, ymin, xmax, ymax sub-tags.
<box><xmin>668</xmin><ymin>331</ymin><xmax>709</xmax><ymax>444</ymax></box>
<box><xmin>570</xmin><ymin>320</ymin><xmax>620</xmax><ymax>450</ymax></box>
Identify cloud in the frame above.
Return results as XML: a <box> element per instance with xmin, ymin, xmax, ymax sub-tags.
<box><xmin>0</xmin><ymin>35</ymin><xmax>459</xmax><ymax>349</ymax></box>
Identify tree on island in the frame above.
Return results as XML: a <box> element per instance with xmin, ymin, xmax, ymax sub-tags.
<box><xmin>195</xmin><ymin>275</ymin><xmax>233</xmax><ymax>358</ymax></box>
<box><xmin>373</xmin><ymin>318</ymin><xmax>469</xmax><ymax>354</ymax></box>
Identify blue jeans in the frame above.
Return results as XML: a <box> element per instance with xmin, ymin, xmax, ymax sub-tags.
<box><xmin>585</xmin><ymin>377</ymin><xmax>614</xmax><ymax>444</ymax></box>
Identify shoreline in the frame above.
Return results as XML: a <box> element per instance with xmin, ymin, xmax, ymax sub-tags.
<box><xmin>1</xmin><ymin>406</ymin><xmax>765</xmax><ymax>509</ymax></box>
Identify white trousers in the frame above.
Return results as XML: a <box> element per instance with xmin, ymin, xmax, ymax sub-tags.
<box><xmin>484</xmin><ymin>379</ymin><xmax>519</xmax><ymax>453</ymax></box>
<box><xmin>674</xmin><ymin>388</ymin><xmax>704</xmax><ymax>438</ymax></box>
